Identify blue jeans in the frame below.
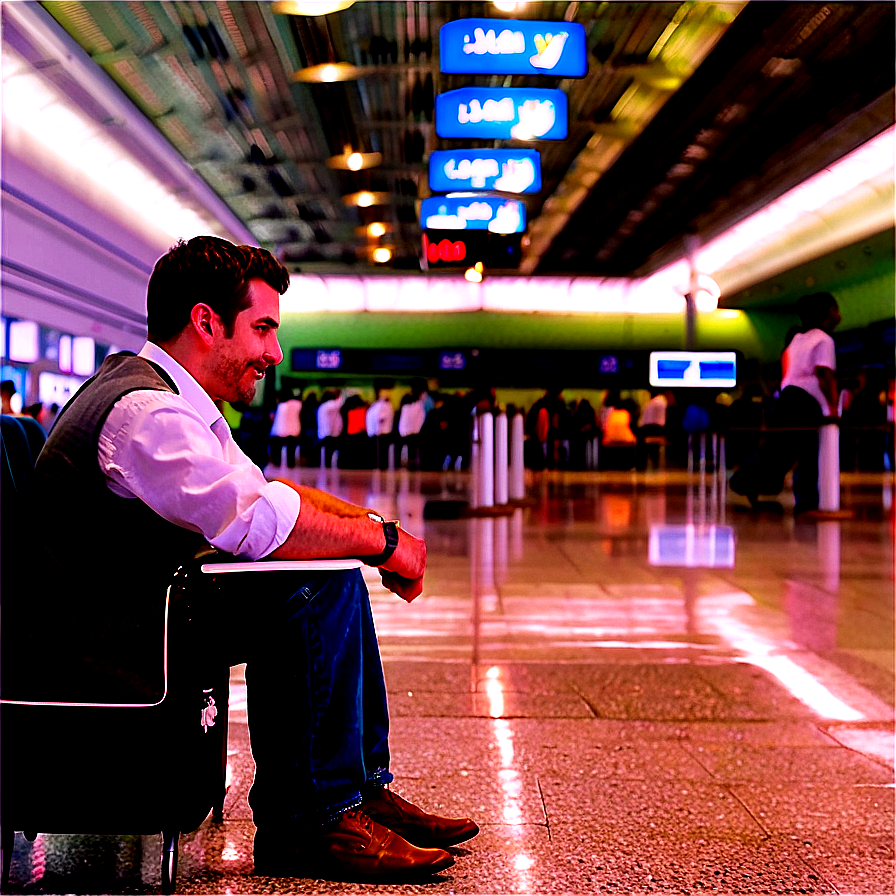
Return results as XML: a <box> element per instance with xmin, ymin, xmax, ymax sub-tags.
<box><xmin>215</xmin><ymin>568</ymin><xmax>392</xmax><ymax>828</ymax></box>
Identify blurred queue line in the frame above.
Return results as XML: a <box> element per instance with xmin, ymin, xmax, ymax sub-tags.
<box><xmin>222</xmin><ymin>374</ymin><xmax>895</xmax><ymax>475</ymax></box>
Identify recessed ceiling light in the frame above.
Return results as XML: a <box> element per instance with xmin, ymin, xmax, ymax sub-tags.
<box><xmin>464</xmin><ymin>261</ymin><xmax>485</xmax><ymax>282</ymax></box>
<box><xmin>343</xmin><ymin>190</ymin><xmax>390</xmax><ymax>208</ymax></box>
<box><xmin>292</xmin><ymin>62</ymin><xmax>367</xmax><ymax>83</ymax></box>
<box><xmin>272</xmin><ymin>1</ymin><xmax>355</xmax><ymax>16</ymax></box>
<box><xmin>326</xmin><ymin>150</ymin><xmax>382</xmax><ymax>170</ymax></box>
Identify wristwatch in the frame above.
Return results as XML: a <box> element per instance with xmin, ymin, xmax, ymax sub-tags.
<box><xmin>360</xmin><ymin>511</ymin><xmax>401</xmax><ymax>567</ymax></box>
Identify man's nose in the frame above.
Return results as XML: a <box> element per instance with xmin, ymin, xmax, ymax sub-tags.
<box><xmin>265</xmin><ymin>335</ymin><xmax>284</xmax><ymax>365</ymax></box>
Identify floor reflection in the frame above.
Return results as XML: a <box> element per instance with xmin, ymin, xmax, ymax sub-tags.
<box><xmin>483</xmin><ymin>666</ymin><xmax>534</xmax><ymax>893</ymax></box>
<box><xmin>339</xmin><ymin>467</ymin><xmax>894</xmax><ymax>717</ymax></box>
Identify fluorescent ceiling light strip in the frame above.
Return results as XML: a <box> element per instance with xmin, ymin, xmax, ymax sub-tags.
<box><xmin>1</xmin><ymin>44</ymin><xmax>226</xmax><ymax>243</ymax></box>
<box><xmin>695</xmin><ymin>127</ymin><xmax>895</xmax><ymax>277</ymax></box>
<box><xmin>3</xmin><ymin>1</ymin><xmax>253</xmax><ymax>243</ymax></box>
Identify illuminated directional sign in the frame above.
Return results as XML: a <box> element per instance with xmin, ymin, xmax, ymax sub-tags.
<box><xmin>435</xmin><ymin>87</ymin><xmax>567</xmax><ymax>141</ymax></box>
<box><xmin>440</xmin><ymin>18</ymin><xmax>587</xmax><ymax>78</ymax></box>
<box><xmin>421</xmin><ymin>196</ymin><xmax>526</xmax><ymax>233</ymax></box>
<box><xmin>429</xmin><ymin>149</ymin><xmax>541</xmax><ymax>194</ymax></box>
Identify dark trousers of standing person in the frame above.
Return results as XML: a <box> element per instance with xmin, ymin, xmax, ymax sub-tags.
<box><xmin>729</xmin><ymin>386</ymin><xmax>823</xmax><ymax>513</ymax></box>
<box><xmin>270</xmin><ymin>436</ymin><xmax>300</xmax><ymax>468</ymax></box>
<box><xmin>373</xmin><ymin>435</ymin><xmax>391</xmax><ymax>470</ymax></box>
<box><xmin>207</xmin><ymin>568</ymin><xmax>392</xmax><ymax>830</ymax></box>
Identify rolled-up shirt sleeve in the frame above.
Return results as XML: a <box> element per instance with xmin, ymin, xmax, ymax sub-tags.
<box><xmin>99</xmin><ymin>391</ymin><xmax>300</xmax><ymax>560</ymax></box>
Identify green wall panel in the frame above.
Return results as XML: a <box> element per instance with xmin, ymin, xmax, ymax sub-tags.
<box><xmin>280</xmin><ymin>309</ymin><xmax>775</xmax><ymax>361</ymax></box>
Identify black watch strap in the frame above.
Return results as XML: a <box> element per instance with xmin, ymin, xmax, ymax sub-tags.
<box><xmin>360</xmin><ymin>515</ymin><xmax>400</xmax><ymax>567</ymax></box>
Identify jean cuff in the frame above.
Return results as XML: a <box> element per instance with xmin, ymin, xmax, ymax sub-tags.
<box><xmin>363</xmin><ymin>767</ymin><xmax>394</xmax><ymax>793</ymax></box>
<box><xmin>264</xmin><ymin>792</ymin><xmax>363</xmax><ymax>831</ymax></box>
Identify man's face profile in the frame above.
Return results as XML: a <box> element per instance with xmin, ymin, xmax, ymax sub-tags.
<box><xmin>207</xmin><ymin>279</ymin><xmax>283</xmax><ymax>405</ymax></box>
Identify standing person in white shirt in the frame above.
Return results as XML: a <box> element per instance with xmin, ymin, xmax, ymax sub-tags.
<box><xmin>397</xmin><ymin>379</ymin><xmax>428</xmax><ymax>470</ymax></box>
<box><xmin>269</xmin><ymin>388</ymin><xmax>302</xmax><ymax>468</ymax></box>
<box><xmin>366</xmin><ymin>388</ymin><xmax>395</xmax><ymax>470</ymax></box>
<box><xmin>316</xmin><ymin>389</ymin><xmax>344</xmax><ymax>468</ymax></box>
<box><xmin>730</xmin><ymin>292</ymin><xmax>841</xmax><ymax>513</ymax></box>
<box><xmin>24</xmin><ymin>236</ymin><xmax>478</xmax><ymax>879</ymax></box>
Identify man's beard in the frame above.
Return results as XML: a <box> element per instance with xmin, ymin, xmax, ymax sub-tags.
<box><xmin>214</xmin><ymin>355</ymin><xmax>261</xmax><ymax>405</ymax></box>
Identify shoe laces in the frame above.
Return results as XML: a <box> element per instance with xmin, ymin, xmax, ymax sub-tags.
<box><xmin>343</xmin><ymin>807</ymin><xmax>374</xmax><ymax>833</ymax></box>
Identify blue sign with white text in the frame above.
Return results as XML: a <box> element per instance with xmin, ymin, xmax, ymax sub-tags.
<box><xmin>429</xmin><ymin>149</ymin><xmax>541</xmax><ymax>194</ymax></box>
<box><xmin>440</xmin><ymin>18</ymin><xmax>587</xmax><ymax>78</ymax></box>
<box><xmin>421</xmin><ymin>196</ymin><xmax>526</xmax><ymax>233</ymax></box>
<box><xmin>436</xmin><ymin>87</ymin><xmax>568</xmax><ymax>140</ymax></box>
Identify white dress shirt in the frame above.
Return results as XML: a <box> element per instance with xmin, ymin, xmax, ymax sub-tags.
<box><xmin>98</xmin><ymin>342</ymin><xmax>301</xmax><ymax>560</ymax></box>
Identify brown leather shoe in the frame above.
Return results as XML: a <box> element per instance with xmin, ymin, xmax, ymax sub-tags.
<box><xmin>362</xmin><ymin>786</ymin><xmax>480</xmax><ymax>848</ymax></box>
<box><xmin>254</xmin><ymin>808</ymin><xmax>454</xmax><ymax>879</ymax></box>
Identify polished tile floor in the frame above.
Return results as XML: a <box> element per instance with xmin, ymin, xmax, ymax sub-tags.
<box><xmin>4</xmin><ymin>467</ymin><xmax>894</xmax><ymax>894</ymax></box>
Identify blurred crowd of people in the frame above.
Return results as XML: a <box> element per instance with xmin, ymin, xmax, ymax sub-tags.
<box><xmin>6</xmin><ymin>361</ymin><xmax>891</xmax><ymax>478</ymax></box>
<box><xmin>224</xmin><ymin>372</ymin><xmax>891</xmax><ymax>476</ymax></box>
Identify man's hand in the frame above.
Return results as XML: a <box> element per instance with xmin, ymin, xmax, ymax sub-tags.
<box><xmin>378</xmin><ymin>527</ymin><xmax>426</xmax><ymax>602</ymax></box>
<box><xmin>379</xmin><ymin>569</ymin><xmax>424</xmax><ymax>602</ymax></box>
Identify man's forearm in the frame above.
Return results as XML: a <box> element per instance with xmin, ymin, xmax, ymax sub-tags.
<box><xmin>286</xmin><ymin>483</ymin><xmax>373</xmax><ymax>519</ymax></box>
<box><xmin>265</xmin><ymin>480</ymin><xmax>426</xmax><ymax>600</ymax></box>
<box><xmin>267</xmin><ymin>481</ymin><xmax>379</xmax><ymax>559</ymax></box>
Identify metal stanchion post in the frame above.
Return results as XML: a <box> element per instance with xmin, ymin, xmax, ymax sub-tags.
<box><xmin>480</xmin><ymin>411</ymin><xmax>495</xmax><ymax>508</ymax></box>
<box><xmin>495</xmin><ymin>410</ymin><xmax>508</xmax><ymax>506</ymax></box>
<box><xmin>818</xmin><ymin>420</ymin><xmax>841</xmax><ymax>512</ymax></box>
<box><xmin>510</xmin><ymin>411</ymin><xmax>525</xmax><ymax>501</ymax></box>
<box><xmin>470</xmin><ymin>412</ymin><xmax>480</xmax><ymax>508</ymax></box>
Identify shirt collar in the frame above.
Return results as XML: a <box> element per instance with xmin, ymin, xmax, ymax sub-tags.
<box><xmin>138</xmin><ymin>342</ymin><xmax>223</xmax><ymax>429</ymax></box>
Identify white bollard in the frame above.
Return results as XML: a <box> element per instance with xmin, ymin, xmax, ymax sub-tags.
<box><xmin>510</xmin><ymin>411</ymin><xmax>525</xmax><ymax>501</ymax></box>
<box><xmin>480</xmin><ymin>411</ymin><xmax>495</xmax><ymax>508</ymax></box>
<box><xmin>495</xmin><ymin>411</ymin><xmax>509</xmax><ymax>506</ymax></box>
<box><xmin>470</xmin><ymin>411</ymin><xmax>480</xmax><ymax>507</ymax></box>
<box><xmin>818</xmin><ymin>421</ymin><xmax>841</xmax><ymax>512</ymax></box>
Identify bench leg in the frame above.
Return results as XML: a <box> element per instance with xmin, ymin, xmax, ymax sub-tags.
<box><xmin>1</xmin><ymin>828</ymin><xmax>14</xmax><ymax>890</ymax></box>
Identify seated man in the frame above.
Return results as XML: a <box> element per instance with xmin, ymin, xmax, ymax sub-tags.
<box><xmin>29</xmin><ymin>236</ymin><xmax>478</xmax><ymax>878</ymax></box>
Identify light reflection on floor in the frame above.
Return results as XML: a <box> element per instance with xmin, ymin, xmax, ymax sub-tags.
<box><xmin>339</xmin><ymin>467</ymin><xmax>895</xmax><ymax>722</ymax></box>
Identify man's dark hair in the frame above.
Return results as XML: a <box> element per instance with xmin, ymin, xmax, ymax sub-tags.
<box><xmin>1</xmin><ymin>380</ymin><xmax>16</xmax><ymax>397</ymax></box>
<box><xmin>795</xmin><ymin>292</ymin><xmax>838</xmax><ymax>330</ymax></box>
<box><xmin>146</xmin><ymin>236</ymin><xmax>291</xmax><ymax>343</ymax></box>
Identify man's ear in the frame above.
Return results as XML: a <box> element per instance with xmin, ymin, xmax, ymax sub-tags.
<box><xmin>190</xmin><ymin>303</ymin><xmax>216</xmax><ymax>346</ymax></box>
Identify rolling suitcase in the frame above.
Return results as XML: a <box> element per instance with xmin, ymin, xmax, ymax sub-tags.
<box><xmin>0</xmin><ymin>415</ymin><xmax>228</xmax><ymax>893</ymax></box>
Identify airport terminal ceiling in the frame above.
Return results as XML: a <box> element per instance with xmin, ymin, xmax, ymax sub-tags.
<box><xmin>34</xmin><ymin>0</ymin><xmax>896</xmax><ymax>288</ymax></box>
